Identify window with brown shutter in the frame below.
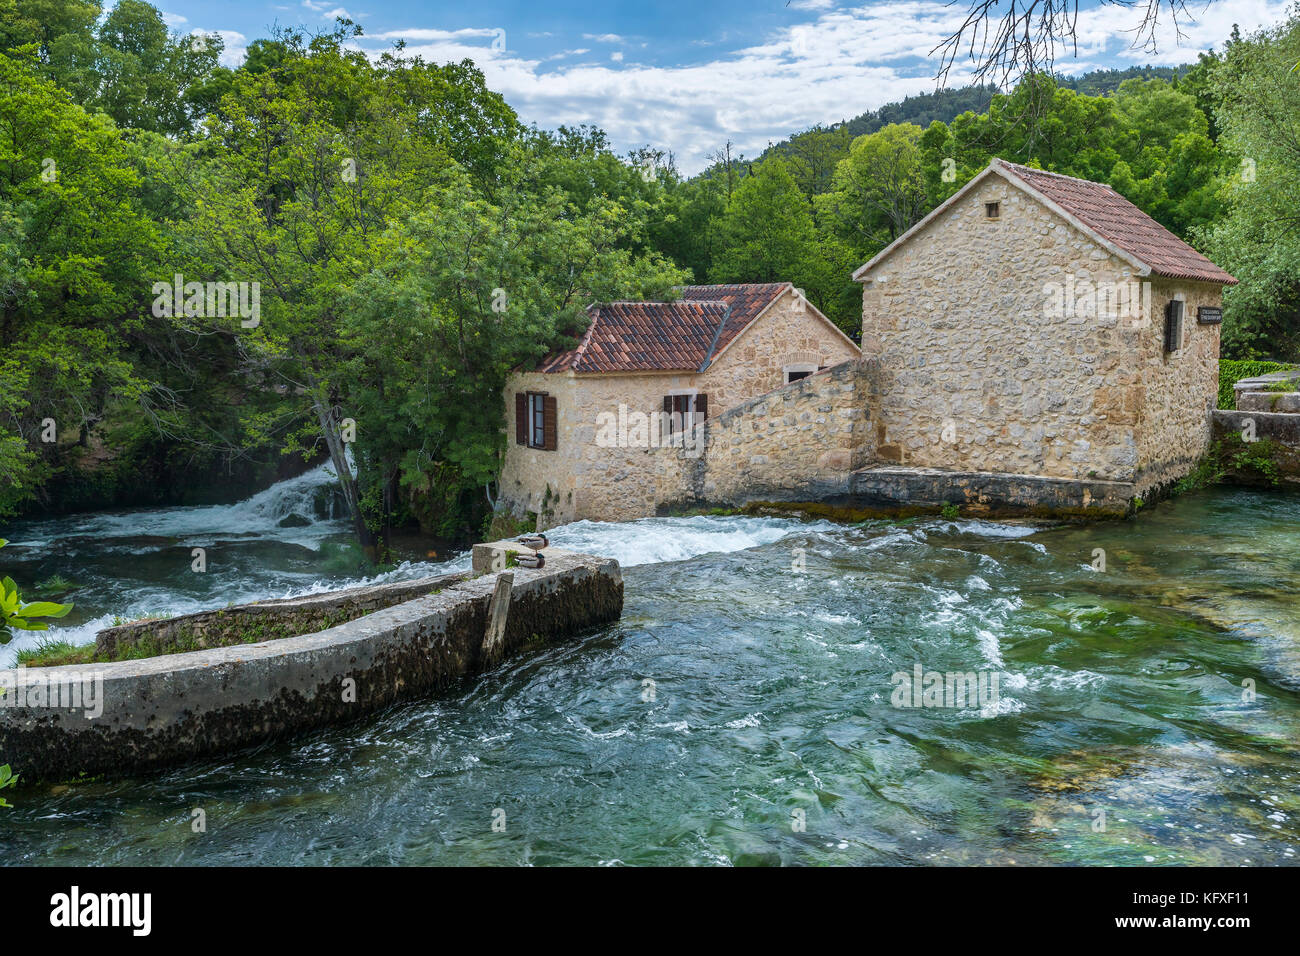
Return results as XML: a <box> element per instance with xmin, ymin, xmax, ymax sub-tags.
<box><xmin>542</xmin><ymin>395</ymin><xmax>557</xmax><ymax>450</ymax></box>
<box><xmin>521</xmin><ymin>391</ymin><xmax>554</xmax><ymax>450</ymax></box>
<box><xmin>662</xmin><ymin>393</ymin><xmax>706</xmax><ymax>436</ymax></box>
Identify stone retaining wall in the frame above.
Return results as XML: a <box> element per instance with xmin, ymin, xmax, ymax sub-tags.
<box><xmin>654</xmin><ymin>358</ymin><xmax>880</xmax><ymax>511</ymax></box>
<box><xmin>0</xmin><ymin>549</ymin><xmax>622</xmax><ymax>781</ymax></box>
<box><xmin>1212</xmin><ymin>410</ymin><xmax>1300</xmax><ymax>486</ymax></box>
<box><xmin>851</xmin><ymin>466</ymin><xmax>1135</xmax><ymax>517</ymax></box>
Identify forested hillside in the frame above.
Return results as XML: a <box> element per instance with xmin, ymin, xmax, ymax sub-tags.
<box><xmin>2</xmin><ymin>1</ymin><xmax>1297</xmax><ymax>546</ymax></box>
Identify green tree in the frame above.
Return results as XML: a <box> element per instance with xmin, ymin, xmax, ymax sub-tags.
<box><xmin>177</xmin><ymin>27</ymin><xmax>520</xmax><ymax>548</ymax></box>
<box><xmin>342</xmin><ymin>166</ymin><xmax>687</xmax><ymax>542</ymax></box>
<box><xmin>709</xmin><ymin>158</ymin><xmax>817</xmax><ymax>286</ymax></box>
<box><xmin>1203</xmin><ymin>12</ymin><xmax>1300</xmax><ymax>360</ymax></box>
<box><xmin>818</xmin><ymin>123</ymin><xmax>928</xmax><ymax>256</ymax></box>
<box><xmin>0</xmin><ymin>55</ymin><xmax>164</xmax><ymax>515</ymax></box>
<box><xmin>94</xmin><ymin>0</ymin><xmax>226</xmax><ymax>136</ymax></box>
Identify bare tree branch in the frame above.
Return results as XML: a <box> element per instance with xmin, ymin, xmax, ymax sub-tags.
<box><xmin>933</xmin><ymin>0</ymin><xmax>1196</xmax><ymax>90</ymax></box>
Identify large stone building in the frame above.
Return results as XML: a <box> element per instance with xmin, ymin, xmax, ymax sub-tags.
<box><xmin>498</xmin><ymin>282</ymin><xmax>861</xmax><ymax>524</ymax></box>
<box><xmin>497</xmin><ymin>159</ymin><xmax>1237</xmax><ymax>526</ymax></box>
<box><xmin>854</xmin><ymin>158</ymin><xmax>1235</xmax><ymax>501</ymax></box>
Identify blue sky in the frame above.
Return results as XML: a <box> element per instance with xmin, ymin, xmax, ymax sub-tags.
<box><xmin>154</xmin><ymin>0</ymin><xmax>1291</xmax><ymax>171</ymax></box>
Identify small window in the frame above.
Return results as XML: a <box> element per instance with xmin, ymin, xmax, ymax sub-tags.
<box><xmin>662</xmin><ymin>393</ymin><xmax>707</xmax><ymax>435</ymax></box>
<box><xmin>784</xmin><ymin>363</ymin><xmax>818</xmax><ymax>384</ymax></box>
<box><xmin>985</xmin><ymin>201</ymin><xmax>1000</xmax><ymax>220</ymax></box>
<box><xmin>529</xmin><ymin>393</ymin><xmax>546</xmax><ymax>447</ymax></box>
<box><xmin>516</xmin><ymin>391</ymin><xmax>556</xmax><ymax>450</ymax></box>
<box><xmin>1163</xmin><ymin>300</ymin><xmax>1184</xmax><ymax>354</ymax></box>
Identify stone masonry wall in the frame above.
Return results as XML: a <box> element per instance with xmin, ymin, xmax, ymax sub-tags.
<box><xmin>698</xmin><ymin>287</ymin><xmax>861</xmax><ymax>411</ymax></box>
<box><xmin>859</xmin><ymin>173</ymin><xmax>1219</xmax><ymax>491</ymax></box>
<box><xmin>1133</xmin><ymin>277</ymin><xmax>1222</xmax><ymax>495</ymax></box>
<box><xmin>655</xmin><ymin>358</ymin><xmax>879</xmax><ymax>510</ymax></box>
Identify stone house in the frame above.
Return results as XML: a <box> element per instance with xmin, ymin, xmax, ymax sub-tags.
<box><xmin>498</xmin><ymin>159</ymin><xmax>1238</xmax><ymax>525</ymax></box>
<box><xmin>854</xmin><ymin>158</ymin><xmax>1236</xmax><ymax>502</ymax></box>
<box><xmin>497</xmin><ymin>283</ymin><xmax>861</xmax><ymax>524</ymax></box>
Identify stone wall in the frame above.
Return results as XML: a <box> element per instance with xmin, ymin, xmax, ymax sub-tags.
<box><xmin>497</xmin><ymin>288</ymin><xmax>860</xmax><ymax>525</ymax></box>
<box><xmin>858</xmin><ymin>174</ymin><xmax>1220</xmax><ymax>494</ymax></box>
<box><xmin>1212</xmin><ymin>410</ymin><xmax>1300</xmax><ymax>487</ymax></box>
<box><xmin>655</xmin><ymin>359</ymin><xmax>878</xmax><ymax>510</ymax></box>
<box><xmin>94</xmin><ymin>571</ymin><xmax>466</xmax><ymax>660</ymax></box>
<box><xmin>698</xmin><ymin>287</ymin><xmax>861</xmax><ymax>411</ymax></box>
<box><xmin>1132</xmin><ymin>277</ymin><xmax>1222</xmax><ymax>495</ymax></box>
<box><xmin>851</xmin><ymin>467</ymin><xmax>1135</xmax><ymax>517</ymax></box>
<box><xmin>498</xmin><ymin>369</ymin><xmax>690</xmax><ymax>525</ymax></box>
<box><xmin>0</xmin><ymin>549</ymin><xmax>623</xmax><ymax>781</ymax></box>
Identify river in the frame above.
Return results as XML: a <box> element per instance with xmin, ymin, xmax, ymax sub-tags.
<box><xmin>2</xmin><ymin>471</ymin><xmax>1299</xmax><ymax>865</ymax></box>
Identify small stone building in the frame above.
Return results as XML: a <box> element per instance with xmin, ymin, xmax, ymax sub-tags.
<box><xmin>498</xmin><ymin>283</ymin><xmax>861</xmax><ymax>524</ymax></box>
<box><xmin>855</xmin><ymin>158</ymin><xmax>1236</xmax><ymax>502</ymax></box>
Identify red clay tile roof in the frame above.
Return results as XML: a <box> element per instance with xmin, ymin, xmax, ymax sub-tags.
<box><xmin>679</xmin><ymin>282</ymin><xmax>791</xmax><ymax>357</ymax></box>
<box><xmin>536</xmin><ymin>283</ymin><xmax>790</xmax><ymax>374</ymax></box>
<box><xmin>537</xmin><ymin>300</ymin><xmax>730</xmax><ymax>373</ymax></box>
<box><xmin>999</xmin><ymin>160</ymin><xmax>1236</xmax><ymax>285</ymax></box>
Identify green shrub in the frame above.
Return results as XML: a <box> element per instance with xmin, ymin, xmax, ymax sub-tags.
<box><xmin>0</xmin><ymin>539</ymin><xmax>74</xmax><ymax>645</ymax></box>
<box><xmin>0</xmin><ymin>764</ymin><xmax>16</xmax><ymax>808</ymax></box>
<box><xmin>1218</xmin><ymin>360</ymin><xmax>1298</xmax><ymax>409</ymax></box>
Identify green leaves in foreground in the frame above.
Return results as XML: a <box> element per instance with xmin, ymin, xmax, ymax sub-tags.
<box><xmin>0</xmin><ymin>764</ymin><xmax>15</xmax><ymax>808</ymax></box>
<box><xmin>0</xmin><ymin>539</ymin><xmax>73</xmax><ymax>645</ymax></box>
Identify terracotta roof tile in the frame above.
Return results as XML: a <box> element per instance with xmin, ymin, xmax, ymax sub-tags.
<box><xmin>537</xmin><ymin>301</ymin><xmax>730</xmax><ymax>373</ymax></box>
<box><xmin>535</xmin><ymin>283</ymin><xmax>791</xmax><ymax>374</ymax></box>
<box><xmin>1000</xmin><ymin>161</ymin><xmax>1236</xmax><ymax>285</ymax></box>
<box><xmin>679</xmin><ymin>282</ymin><xmax>790</xmax><ymax>357</ymax></box>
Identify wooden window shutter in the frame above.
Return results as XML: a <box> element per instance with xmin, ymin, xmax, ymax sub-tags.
<box><xmin>694</xmin><ymin>393</ymin><xmax>708</xmax><ymax>421</ymax></box>
<box><xmin>515</xmin><ymin>393</ymin><xmax>528</xmax><ymax>445</ymax></box>
<box><xmin>1163</xmin><ymin>300</ymin><xmax>1183</xmax><ymax>353</ymax></box>
<box><xmin>663</xmin><ymin>395</ymin><xmax>673</xmax><ymax>416</ymax></box>
<box><xmin>542</xmin><ymin>394</ymin><xmax>558</xmax><ymax>450</ymax></box>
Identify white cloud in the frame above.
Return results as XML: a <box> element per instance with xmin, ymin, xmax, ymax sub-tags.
<box><xmin>610</xmin><ymin>50</ymin><xmax>624</xmax><ymax>62</ymax></box>
<box><xmin>302</xmin><ymin>0</ymin><xmax>353</xmax><ymax>18</ymax></box>
<box><xmin>232</xmin><ymin>0</ymin><xmax>1296</xmax><ymax>173</ymax></box>
<box><xmin>583</xmin><ymin>34</ymin><xmax>625</xmax><ymax>44</ymax></box>
<box><xmin>161</xmin><ymin>12</ymin><xmax>188</xmax><ymax>28</ymax></box>
<box><xmin>370</xmin><ymin>27</ymin><xmax>501</xmax><ymax>42</ymax></box>
<box><xmin>544</xmin><ymin>49</ymin><xmax>590</xmax><ymax>61</ymax></box>
<box><xmin>188</xmin><ymin>28</ymin><xmax>248</xmax><ymax>67</ymax></box>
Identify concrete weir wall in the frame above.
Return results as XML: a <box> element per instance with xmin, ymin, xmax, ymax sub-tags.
<box><xmin>1212</xmin><ymin>409</ymin><xmax>1300</xmax><ymax>485</ymax></box>
<box><xmin>851</xmin><ymin>466</ymin><xmax>1136</xmax><ymax>517</ymax></box>
<box><xmin>0</xmin><ymin>547</ymin><xmax>622</xmax><ymax>781</ymax></box>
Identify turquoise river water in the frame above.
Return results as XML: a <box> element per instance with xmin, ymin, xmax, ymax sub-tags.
<box><xmin>2</xmin><ymin>468</ymin><xmax>1299</xmax><ymax>865</ymax></box>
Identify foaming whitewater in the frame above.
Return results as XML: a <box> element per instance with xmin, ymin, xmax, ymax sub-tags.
<box><xmin>543</xmin><ymin>515</ymin><xmax>840</xmax><ymax>567</ymax></box>
<box><xmin>0</xmin><ymin>453</ymin><xmax>478</xmax><ymax>666</ymax></box>
<box><xmin>11</xmin><ymin>459</ymin><xmax>354</xmax><ymax>552</ymax></box>
<box><xmin>2</xmin><ymin>471</ymin><xmax>1048</xmax><ymax>669</ymax></box>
